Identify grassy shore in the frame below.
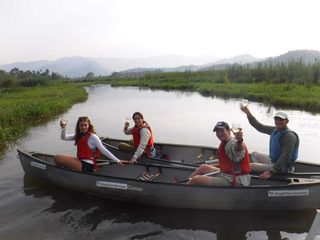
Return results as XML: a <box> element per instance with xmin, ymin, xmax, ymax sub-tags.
<box><xmin>1</xmin><ymin>76</ymin><xmax>319</xmax><ymax>153</ymax></box>
<box><xmin>0</xmin><ymin>82</ymin><xmax>88</xmax><ymax>153</ymax></box>
<box><xmin>109</xmin><ymin>78</ymin><xmax>320</xmax><ymax>112</ymax></box>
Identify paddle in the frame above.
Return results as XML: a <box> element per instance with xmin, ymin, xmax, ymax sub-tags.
<box><xmin>101</xmin><ymin>141</ymin><xmax>200</xmax><ymax>168</ymax></box>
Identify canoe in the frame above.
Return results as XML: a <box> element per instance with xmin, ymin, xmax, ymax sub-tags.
<box><xmin>18</xmin><ymin>149</ymin><xmax>320</xmax><ymax>210</ymax></box>
<box><xmin>101</xmin><ymin>137</ymin><xmax>320</xmax><ymax>178</ymax></box>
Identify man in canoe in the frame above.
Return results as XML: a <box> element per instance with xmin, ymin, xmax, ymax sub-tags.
<box><xmin>240</xmin><ymin>105</ymin><xmax>299</xmax><ymax>180</ymax></box>
<box><xmin>187</xmin><ymin>121</ymin><xmax>251</xmax><ymax>187</ymax></box>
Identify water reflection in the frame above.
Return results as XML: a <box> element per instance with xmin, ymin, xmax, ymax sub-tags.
<box><xmin>22</xmin><ymin>175</ymin><xmax>313</xmax><ymax>240</ymax></box>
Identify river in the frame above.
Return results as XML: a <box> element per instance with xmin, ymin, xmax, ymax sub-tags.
<box><xmin>0</xmin><ymin>84</ymin><xmax>319</xmax><ymax>239</ymax></box>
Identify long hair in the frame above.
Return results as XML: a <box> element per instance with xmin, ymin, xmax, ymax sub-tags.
<box><xmin>132</xmin><ymin>112</ymin><xmax>148</xmax><ymax>126</ymax></box>
<box><xmin>74</xmin><ymin>116</ymin><xmax>96</xmax><ymax>145</ymax></box>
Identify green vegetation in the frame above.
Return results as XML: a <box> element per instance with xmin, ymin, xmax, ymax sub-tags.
<box><xmin>0</xmin><ymin>82</ymin><xmax>88</xmax><ymax>153</ymax></box>
<box><xmin>1</xmin><ymin>59</ymin><xmax>320</xmax><ymax>153</ymax></box>
<box><xmin>107</xmin><ymin>60</ymin><xmax>320</xmax><ymax>112</ymax></box>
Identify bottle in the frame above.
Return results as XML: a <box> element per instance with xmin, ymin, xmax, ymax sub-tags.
<box><xmin>240</xmin><ymin>99</ymin><xmax>248</xmax><ymax>109</ymax></box>
<box><xmin>231</xmin><ymin>123</ymin><xmax>242</xmax><ymax>134</ymax></box>
<box><xmin>124</xmin><ymin>117</ymin><xmax>130</xmax><ymax>128</ymax></box>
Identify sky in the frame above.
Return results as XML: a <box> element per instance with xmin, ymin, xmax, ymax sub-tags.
<box><xmin>1</xmin><ymin>0</ymin><xmax>320</xmax><ymax>64</ymax></box>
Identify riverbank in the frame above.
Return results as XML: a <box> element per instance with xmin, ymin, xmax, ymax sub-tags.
<box><xmin>0</xmin><ymin>82</ymin><xmax>88</xmax><ymax>153</ymax></box>
<box><xmin>109</xmin><ymin>78</ymin><xmax>320</xmax><ymax>112</ymax></box>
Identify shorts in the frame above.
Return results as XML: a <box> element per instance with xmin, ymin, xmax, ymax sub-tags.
<box><xmin>210</xmin><ymin>176</ymin><xmax>232</xmax><ymax>186</ymax></box>
<box><xmin>210</xmin><ymin>173</ymin><xmax>250</xmax><ymax>187</ymax></box>
<box><xmin>81</xmin><ymin>161</ymin><xmax>94</xmax><ymax>173</ymax></box>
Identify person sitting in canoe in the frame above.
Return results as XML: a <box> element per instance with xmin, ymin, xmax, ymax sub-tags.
<box><xmin>187</xmin><ymin>121</ymin><xmax>251</xmax><ymax>187</ymax></box>
<box><xmin>119</xmin><ymin>112</ymin><xmax>161</xmax><ymax>164</ymax></box>
<box><xmin>240</xmin><ymin>105</ymin><xmax>299</xmax><ymax>180</ymax></box>
<box><xmin>54</xmin><ymin>116</ymin><xmax>128</xmax><ymax>172</ymax></box>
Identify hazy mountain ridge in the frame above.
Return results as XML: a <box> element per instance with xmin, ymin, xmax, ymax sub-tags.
<box><xmin>1</xmin><ymin>50</ymin><xmax>320</xmax><ymax>77</ymax></box>
<box><xmin>266</xmin><ymin>50</ymin><xmax>320</xmax><ymax>64</ymax></box>
<box><xmin>0</xmin><ymin>57</ymin><xmax>110</xmax><ymax>78</ymax></box>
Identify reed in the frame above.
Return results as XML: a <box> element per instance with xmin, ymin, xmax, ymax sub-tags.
<box><xmin>110</xmin><ymin>78</ymin><xmax>320</xmax><ymax>112</ymax></box>
<box><xmin>0</xmin><ymin>82</ymin><xmax>88</xmax><ymax>153</ymax></box>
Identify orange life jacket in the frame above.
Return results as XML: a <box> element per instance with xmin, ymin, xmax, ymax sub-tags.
<box><xmin>132</xmin><ymin>123</ymin><xmax>154</xmax><ymax>157</ymax></box>
<box><xmin>77</xmin><ymin>133</ymin><xmax>101</xmax><ymax>167</ymax></box>
<box><xmin>218</xmin><ymin>140</ymin><xmax>250</xmax><ymax>186</ymax></box>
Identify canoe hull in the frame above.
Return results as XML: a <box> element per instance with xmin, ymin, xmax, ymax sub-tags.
<box><xmin>18</xmin><ymin>149</ymin><xmax>320</xmax><ymax>210</ymax></box>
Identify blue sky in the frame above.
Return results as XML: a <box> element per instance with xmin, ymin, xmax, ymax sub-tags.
<box><xmin>1</xmin><ymin>0</ymin><xmax>320</xmax><ymax>64</ymax></box>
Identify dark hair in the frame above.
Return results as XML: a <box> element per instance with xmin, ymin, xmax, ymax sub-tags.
<box><xmin>74</xmin><ymin>116</ymin><xmax>96</xmax><ymax>145</ymax></box>
<box><xmin>132</xmin><ymin>112</ymin><xmax>144</xmax><ymax>120</ymax></box>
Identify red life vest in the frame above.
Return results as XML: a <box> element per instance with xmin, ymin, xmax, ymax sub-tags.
<box><xmin>77</xmin><ymin>133</ymin><xmax>101</xmax><ymax>167</ymax></box>
<box><xmin>132</xmin><ymin>123</ymin><xmax>154</xmax><ymax>157</ymax></box>
<box><xmin>218</xmin><ymin>140</ymin><xmax>250</xmax><ymax>186</ymax></box>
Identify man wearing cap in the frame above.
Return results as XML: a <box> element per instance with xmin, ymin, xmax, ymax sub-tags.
<box><xmin>241</xmin><ymin>106</ymin><xmax>299</xmax><ymax>180</ymax></box>
<box><xmin>187</xmin><ymin>121</ymin><xmax>251</xmax><ymax>187</ymax></box>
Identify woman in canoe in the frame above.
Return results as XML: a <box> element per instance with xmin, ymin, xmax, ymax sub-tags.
<box><xmin>187</xmin><ymin>121</ymin><xmax>251</xmax><ymax>187</ymax></box>
<box><xmin>120</xmin><ymin>112</ymin><xmax>160</xmax><ymax>164</ymax></box>
<box><xmin>54</xmin><ymin>116</ymin><xmax>128</xmax><ymax>172</ymax></box>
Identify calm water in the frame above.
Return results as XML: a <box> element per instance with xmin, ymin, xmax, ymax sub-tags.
<box><xmin>1</xmin><ymin>84</ymin><xmax>319</xmax><ymax>240</ymax></box>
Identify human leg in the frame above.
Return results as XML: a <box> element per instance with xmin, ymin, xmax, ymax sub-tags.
<box><xmin>118</xmin><ymin>140</ymin><xmax>136</xmax><ymax>152</ymax></box>
<box><xmin>251</xmin><ymin>152</ymin><xmax>272</xmax><ymax>164</ymax></box>
<box><xmin>250</xmin><ymin>162</ymin><xmax>273</xmax><ymax>173</ymax></box>
<box><xmin>188</xmin><ymin>164</ymin><xmax>220</xmax><ymax>178</ymax></box>
<box><xmin>54</xmin><ymin>154</ymin><xmax>82</xmax><ymax>171</ymax></box>
<box><xmin>187</xmin><ymin>175</ymin><xmax>231</xmax><ymax>186</ymax></box>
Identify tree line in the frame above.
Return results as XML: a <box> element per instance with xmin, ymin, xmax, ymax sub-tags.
<box><xmin>0</xmin><ymin>68</ymin><xmax>65</xmax><ymax>88</ymax></box>
<box><xmin>110</xmin><ymin>59</ymin><xmax>320</xmax><ymax>85</ymax></box>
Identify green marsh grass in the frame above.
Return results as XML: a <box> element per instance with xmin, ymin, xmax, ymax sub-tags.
<box><xmin>110</xmin><ymin>78</ymin><xmax>320</xmax><ymax>112</ymax></box>
<box><xmin>0</xmin><ymin>82</ymin><xmax>88</xmax><ymax>153</ymax></box>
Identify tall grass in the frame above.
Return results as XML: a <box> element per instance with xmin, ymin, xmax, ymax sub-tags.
<box><xmin>0</xmin><ymin>82</ymin><xmax>88</xmax><ymax>153</ymax></box>
<box><xmin>110</xmin><ymin>78</ymin><xmax>320</xmax><ymax>112</ymax></box>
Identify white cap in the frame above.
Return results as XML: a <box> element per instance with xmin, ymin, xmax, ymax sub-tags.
<box><xmin>274</xmin><ymin>112</ymin><xmax>288</xmax><ymax>120</ymax></box>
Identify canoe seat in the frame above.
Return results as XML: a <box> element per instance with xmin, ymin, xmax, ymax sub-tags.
<box><xmin>137</xmin><ymin>171</ymin><xmax>160</xmax><ymax>181</ymax></box>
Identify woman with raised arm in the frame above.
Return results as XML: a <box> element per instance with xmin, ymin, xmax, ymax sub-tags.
<box><xmin>120</xmin><ymin>112</ymin><xmax>157</xmax><ymax>164</ymax></box>
<box><xmin>54</xmin><ymin>116</ymin><xmax>127</xmax><ymax>172</ymax></box>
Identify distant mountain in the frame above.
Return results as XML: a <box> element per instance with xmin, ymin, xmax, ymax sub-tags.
<box><xmin>203</xmin><ymin>54</ymin><xmax>259</xmax><ymax>67</ymax></box>
<box><xmin>113</xmin><ymin>54</ymin><xmax>259</xmax><ymax>76</ymax></box>
<box><xmin>1</xmin><ymin>50</ymin><xmax>320</xmax><ymax>78</ymax></box>
<box><xmin>94</xmin><ymin>54</ymin><xmax>219</xmax><ymax>72</ymax></box>
<box><xmin>264</xmin><ymin>50</ymin><xmax>320</xmax><ymax>64</ymax></box>
<box><xmin>0</xmin><ymin>60</ymin><xmax>51</xmax><ymax>72</ymax></box>
<box><xmin>0</xmin><ymin>56</ymin><xmax>110</xmax><ymax>77</ymax></box>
